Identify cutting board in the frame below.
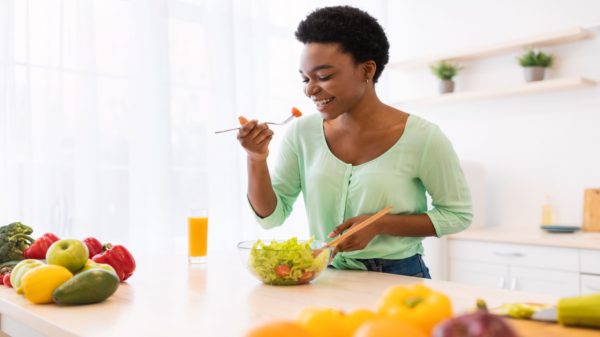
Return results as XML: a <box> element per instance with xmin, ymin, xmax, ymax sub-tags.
<box><xmin>583</xmin><ymin>188</ymin><xmax>600</xmax><ymax>232</ymax></box>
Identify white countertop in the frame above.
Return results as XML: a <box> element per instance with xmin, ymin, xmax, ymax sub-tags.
<box><xmin>0</xmin><ymin>252</ymin><xmax>598</xmax><ymax>337</ymax></box>
<box><xmin>448</xmin><ymin>227</ymin><xmax>600</xmax><ymax>249</ymax></box>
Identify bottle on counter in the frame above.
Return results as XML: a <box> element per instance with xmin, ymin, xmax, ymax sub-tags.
<box><xmin>541</xmin><ymin>194</ymin><xmax>555</xmax><ymax>225</ymax></box>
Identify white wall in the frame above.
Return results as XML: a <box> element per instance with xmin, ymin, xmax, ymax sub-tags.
<box><xmin>386</xmin><ymin>0</ymin><xmax>600</xmax><ymax>229</ymax></box>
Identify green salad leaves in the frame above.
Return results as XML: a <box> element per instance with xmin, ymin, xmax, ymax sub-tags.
<box><xmin>249</xmin><ymin>237</ymin><xmax>330</xmax><ymax>285</ymax></box>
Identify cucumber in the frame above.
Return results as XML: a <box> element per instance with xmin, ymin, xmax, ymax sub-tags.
<box><xmin>52</xmin><ymin>269</ymin><xmax>119</xmax><ymax>305</ymax></box>
<box><xmin>557</xmin><ymin>293</ymin><xmax>600</xmax><ymax>328</ymax></box>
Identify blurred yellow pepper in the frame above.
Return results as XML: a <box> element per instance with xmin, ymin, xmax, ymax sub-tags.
<box><xmin>377</xmin><ymin>284</ymin><xmax>453</xmax><ymax>334</ymax></box>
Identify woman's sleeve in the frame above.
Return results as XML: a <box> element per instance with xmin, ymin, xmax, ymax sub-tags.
<box><xmin>419</xmin><ymin>126</ymin><xmax>473</xmax><ymax>237</ymax></box>
<box><xmin>250</xmin><ymin>127</ymin><xmax>302</xmax><ymax>229</ymax></box>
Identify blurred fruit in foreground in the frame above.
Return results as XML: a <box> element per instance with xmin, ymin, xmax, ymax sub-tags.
<box><xmin>377</xmin><ymin>284</ymin><xmax>453</xmax><ymax>334</ymax></box>
<box><xmin>353</xmin><ymin>318</ymin><xmax>427</xmax><ymax>337</ymax></box>
<box><xmin>344</xmin><ymin>308</ymin><xmax>376</xmax><ymax>337</ymax></box>
<box><xmin>296</xmin><ymin>307</ymin><xmax>346</xmax><ymax>337</ymax></box>
<box><xmin>433</xmin><ymin>300</ymin><xmax>520</xmax><ymax>337</ymax></box>
<box><xmin>557</xmin><ymin>293</ymin><xmax>600</xmax><ymax>328</ymax></box>
<box><xmin>245</xmin><ymin>320</ymin><xmax>310</xmax><ymax>337</ymax></box>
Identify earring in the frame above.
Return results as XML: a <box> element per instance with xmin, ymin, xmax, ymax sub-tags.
<box><xmin>366</xmin><ymin>79</ymin><xmax>370</xmax><ymax>84</ymax></box>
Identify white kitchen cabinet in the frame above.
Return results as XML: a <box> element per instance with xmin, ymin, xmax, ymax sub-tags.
<box><xmin>580</xmin><ymin>249</ymin><xmax>600</xmax><ymax>295</ymax></box>
<box><xmin>449</xmin><ymin>259</ymin><xmax>508</xmax><ymax>289</ymax></box>
<box><xmin>580</xmin><ymin>249</ymin><xmax>600</xmax><ymax>274</ymax></box>
<box><xmin>510</xmin><ymin>266</ymin><xmax>580</xmax><ymax>297</ymax></box>
<box><xmin>580</xmin><ymin>274</ymin><xmax>600</xmax><ymax>295</ymax></box>
<box><xmin>448</xmin><ymin>240</ymin><xmax>580</xmax><ymax>296</ymax></box>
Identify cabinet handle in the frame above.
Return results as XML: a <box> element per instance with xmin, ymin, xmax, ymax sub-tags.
<box><xmin>498</xmin><ymin>277</ymin><xmax>506</xmax><ymax>289</ymax></box>
<box><xmin>510</xmin><ymin>277</ymin><xmax>518</xmax><ymax>290</ymax></box>
<box><xmin>493</xmin><ymin>252</ymin><xmax>525</xmax><ymax>258</ymax></box>
<box><xmin>585</xmin><ymin>285</ymin><xmax>600</xmax><ymax>291</ymax></box>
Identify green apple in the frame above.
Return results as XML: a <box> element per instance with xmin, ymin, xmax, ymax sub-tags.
<box><xmin>46</xmin><ymin>239</ymin><xmax>89</xmax><ymax>273</ymax></box>
<box><xmin>79</xmin><ymin>259</ymin><xmax>117</xmax><ymax>276</ymax></box>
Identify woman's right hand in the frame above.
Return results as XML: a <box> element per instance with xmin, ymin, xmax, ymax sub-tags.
<box><xmin>237</xmin><ymin>119</ymin><xmax>274</xmax><ymax>161</ymax></box>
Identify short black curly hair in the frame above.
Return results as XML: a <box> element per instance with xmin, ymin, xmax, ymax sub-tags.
<box><xmin>295</xmin><ymin>6</ymin><xmax>390</xmax><ymax>83</ymax></box>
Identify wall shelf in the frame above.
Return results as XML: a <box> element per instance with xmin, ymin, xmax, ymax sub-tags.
<box><xmin>393</xmin><ymin>77</ymin><xmax>597</xmax><ymax>106</ymax></box>
<box><xmin>390</xmin><ymin>27</ymin><xmax>595</xmax><ymax>71</ymax></box>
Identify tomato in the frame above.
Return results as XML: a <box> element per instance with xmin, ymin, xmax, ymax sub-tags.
<box><xmin>353</xmin><ymin>318</ymin><xmax>426</xmax><ymax>337</ymax></box>
<box><xmin>291</xmin><ymin>107</ymin><xmax>303</xmax><ymax>117</ymax></box>
<box><xmin>3</xmin><ymin>273</ymin><xmax>12</xmax><ymax>288</ymax></box>
<box><xmin>298</xmin><ymin>271</ymin><xmax>314</xmax><ymax>284</ymax></box>
<box><xmin>296</xmin><ymin>307</ymin><xmax>346</xmax><ymax>337</ymax></box>
<box><xmin>274</xmin><ymin>264</ymin><xmax>290</xmax><ymax>277</ymax></box>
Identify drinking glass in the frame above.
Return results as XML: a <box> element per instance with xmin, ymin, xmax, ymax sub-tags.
<box><xmin>188</xmin><ymin>209</ymin><xmax>208</xmax><ymax>263</ymax></box>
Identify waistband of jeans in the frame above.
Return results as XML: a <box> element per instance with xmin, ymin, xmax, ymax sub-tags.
<box><xmin>355</xmin><ymin>254</ymin><xmax>422</xmax><ymax>268</ymax></box>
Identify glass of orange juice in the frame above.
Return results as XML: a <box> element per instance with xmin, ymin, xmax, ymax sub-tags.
<box><xmin>188</xmin><ymin>208</ymin><xmax>208</xmax><ymax>263</ymax></box>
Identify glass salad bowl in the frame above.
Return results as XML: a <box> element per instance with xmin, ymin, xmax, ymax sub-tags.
<box><xmin>237</xmin><ymin>238</ymin><xmax>332</xmax><ymax>286</ymax></box>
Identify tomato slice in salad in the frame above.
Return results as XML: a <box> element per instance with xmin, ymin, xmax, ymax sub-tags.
<box><xmin>298</xmin><ymin>271</ymin><xmax>314</xmax><ymax>284</ymax></box>
<box><xmin>275</xmin><ymin>264</ymin><xmax>291</xmax><ymax>277</ymax></box>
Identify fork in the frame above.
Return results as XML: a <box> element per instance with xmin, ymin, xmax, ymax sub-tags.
<box><xmin>214</xmin><ymin>107</ymin><xmax>302</xmax><ymax>134</ymax></box>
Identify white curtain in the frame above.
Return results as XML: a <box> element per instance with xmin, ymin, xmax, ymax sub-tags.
<box><xmin>0</xmin><ymin>0</ymin><xmax>389</xmax><ymax>256</ymax></box>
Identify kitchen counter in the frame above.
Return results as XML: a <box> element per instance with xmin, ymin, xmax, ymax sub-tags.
<box><xmin>0</xmin><ymin>252</ymin><xmax>599</xmax><ymax>337</ymax></box>
<box><xmin>448</xmin><ymin>227</ymin><xmax>600</xmax><ymax>249</ymax></box>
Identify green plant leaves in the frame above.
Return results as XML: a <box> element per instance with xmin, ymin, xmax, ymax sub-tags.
<box><xmin>430</xmin><ymin>61</ymin><xmax>461</xmax><ymax>80</ymax></box>
<box><xmin>518</xmin><ymin>50</ymin><xmax>553</xmax><ymax>67</ymax></box>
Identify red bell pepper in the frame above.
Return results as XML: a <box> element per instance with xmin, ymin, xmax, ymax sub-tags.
<box><xmin>22</xmin><ymin>233</ymin><xmax>60</xmax><ymax>259</ymax></box>
<box><xmin>83</xmin><ymin>237</ymin><xmax>103</xmax><ymax>259</ymax></box>
<box><xmin>92</xmin><ymin>243</ymin><xmax>136</xmax><ymax>282</ymax></box>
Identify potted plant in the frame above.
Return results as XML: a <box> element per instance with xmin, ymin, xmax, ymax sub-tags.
<box><xmin>518</xmin><ymin>49</ymin><xmax>553</xmax><ymax>82</ymax></box>
<box><xmin>430</xmin><ymin>60</ymin><xmax>461</xmax><ymax>94</ymax></box>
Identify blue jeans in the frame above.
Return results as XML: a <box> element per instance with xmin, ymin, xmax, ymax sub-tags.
<box><xmin>356</xmin><ymin>254</ymin><xmax>431</xmax><ymax>278</ymax></box>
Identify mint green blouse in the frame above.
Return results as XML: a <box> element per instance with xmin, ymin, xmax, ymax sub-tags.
<box><xmin>253</xmin><ymin>113</ymin><xmax>472</xmax><ymax>270</ymax></box>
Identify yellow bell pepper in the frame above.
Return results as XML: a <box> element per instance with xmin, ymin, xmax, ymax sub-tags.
<box><xmin>377</xmin><ymin>284</ymin><xmax>453</xmax><ymax>334</ymax></box>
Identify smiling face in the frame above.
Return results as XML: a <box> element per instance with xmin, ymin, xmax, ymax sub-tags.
<box><xmin>300</xmin><ymin>43</ymin><xmax>369</xmax><ymax>120</ymax></box>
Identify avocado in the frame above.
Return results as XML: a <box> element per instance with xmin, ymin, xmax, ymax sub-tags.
<box><xmin>52</xmin><ymin>269</ymin><xmax>119</xmax><ymax>305</ymax></box>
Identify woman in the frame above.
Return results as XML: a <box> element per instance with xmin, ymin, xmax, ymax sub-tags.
<box><xmin>237</xmin><ymin>6</ymin><xmax>472</xmax><ymax>278</ymax></box>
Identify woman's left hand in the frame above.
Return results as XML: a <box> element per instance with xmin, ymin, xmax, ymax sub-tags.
<box><xmin>328</xmin><ymin>215</ymin><xmax>381</xmax><ymax>253</ymax></box>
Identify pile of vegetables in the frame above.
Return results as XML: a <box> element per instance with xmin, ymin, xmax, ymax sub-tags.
<box><xmin>245</xmin><ymin>284</ymin><xmax>521</xmax><ymax>337</ymax></box>
<box><xmin>0</xmin><ymin>221</ymin><xmax>137</xmax><ymax>306</ymax></box>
